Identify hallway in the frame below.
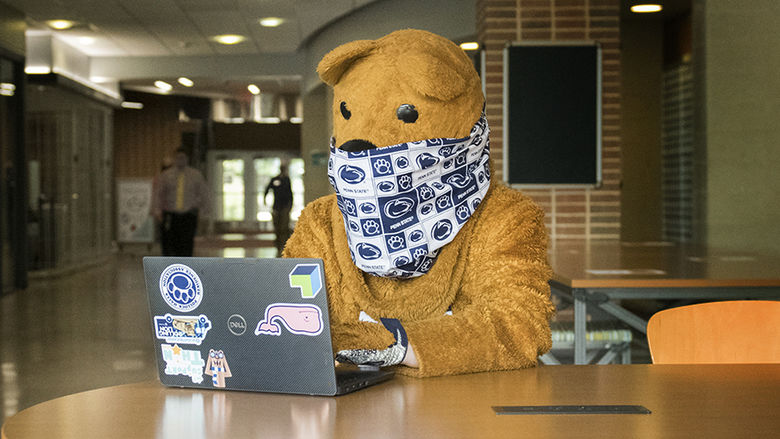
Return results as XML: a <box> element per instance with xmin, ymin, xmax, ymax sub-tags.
<box><xmin>0</xmin><ymin>236</ymin><xmax>276</xmax><ymax>425</ymax></box>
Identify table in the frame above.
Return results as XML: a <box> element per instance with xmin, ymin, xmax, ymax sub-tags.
<box><xmin>548</xmin><ymin>240</ymin><xmax>780</xmax><ymax>364</ymax></box>
<box><xmin>3</xmin><ymin>364</ymin><xmax>779</xmax><ymax>438</ymax></box>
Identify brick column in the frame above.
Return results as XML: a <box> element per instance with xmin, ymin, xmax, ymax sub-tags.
<box><xmin>477</xmin><ymin>0</ymin><xmax>621</xmax><ymax>240</ymax></box>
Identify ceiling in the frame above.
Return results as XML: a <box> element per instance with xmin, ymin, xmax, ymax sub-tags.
<box><xmin>4</xmin><ymin>0</ymin><xmax>380</xmax><ymax>98</ymax></box>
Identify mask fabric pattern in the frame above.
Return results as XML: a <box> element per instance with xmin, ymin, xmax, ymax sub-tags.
<box><xmin>328</xmin><ymin>113</ymin><xmax>491</xmax><ymax>278</ymax></box>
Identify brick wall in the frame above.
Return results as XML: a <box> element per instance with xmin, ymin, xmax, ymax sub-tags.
<box><xmin>477</xmin><ymin>0</ymin><xmax>621</xmax><ymax>240</ymax></box>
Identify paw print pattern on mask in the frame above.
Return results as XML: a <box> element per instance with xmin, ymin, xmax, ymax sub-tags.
<box><xmin>372</xmin><ymin>158</ymin><xmax>393</xmax><ymax>176</ymax></box>
<box><xmin>387</xmin><ymin>235</ymin><xmax>405</xmax><ymax>250</ymax></box>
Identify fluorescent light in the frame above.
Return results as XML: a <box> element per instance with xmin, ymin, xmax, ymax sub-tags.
<box><xmin>259</xmin><ymin>17</ymin><xmax>284</xmax><ymax>27</ymax></box>
<box><xmin>459</xmin><ymin>42</ymin><xmax>480</xmax><ymax>51</ymax></box>
<box><xmin>0</xmin><ymin>83</ymin><xmax>16</xmax><ymax>91</ymax></box>
<box><xmin>247</xmin><ymin>84</ymin><xmax>260</xmax><ymax>95</ymax></box>
<box><xmin>0</xmin><ymin>89</ymin><xmax>13</xmax><ymax>97</ymax></box>
<box><xmin>78</xmin><ymin>37</ymin><xmax>95</xmax><ymax>45</ymax></box>
<box><xmin>289</xmin><ymin>117</ymin><xmax>303</xmax><ymax>124</ymax></box>
<box><xmin>177</xmin><ymin>77</ymin><xmax>194</xmax><ymax>87</ymax></box>
<box><xmin>212</xmin><ymin>34</ymin><xmax>246</xmax><ymax>45</ymax></box>
<box><xmin>25</xmin><ymin>66</ymin><xmax>52</xmax><ymax>74</ymax></box>
<box><xmin>631</xmin><ymin>4</ymin><xmax>663</xmax><ymax>13</ymax></box>
<box><xmin>47</xmin><ymin>20</ymin><xmax>75</xmax><ymax>30</ymax></box>
<box><xmin>121</xmin><ymin>101</ymin><xmax>144</xmax><ymax>109</ymax></box>
<box><xmin>154</xmin><ymin>80</ymin><xmax>173</xmax><ymax>92</ymax></box>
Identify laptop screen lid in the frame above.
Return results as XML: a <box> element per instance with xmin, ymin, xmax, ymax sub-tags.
<box><xmin>144</xmin><ymin>257</ymin><xmax>342</xmax><ymax>395</ymax></box>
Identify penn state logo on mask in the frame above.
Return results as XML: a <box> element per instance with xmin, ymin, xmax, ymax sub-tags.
<box><xmin>328</xmin><ymin>113</ymin><xmax>491</xmax><ymax>278</ymax></box>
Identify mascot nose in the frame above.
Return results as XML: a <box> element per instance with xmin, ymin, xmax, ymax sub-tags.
<box><xmin>339</xmin><ymin>139</ymin><xmax>377</xmax><ymax>152</ymax></box>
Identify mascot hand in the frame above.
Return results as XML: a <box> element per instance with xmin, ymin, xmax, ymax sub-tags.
<box><xmin>336</xmin><ymin>318</ymin><xmax>408</xmax><ymax>367</ymax></box>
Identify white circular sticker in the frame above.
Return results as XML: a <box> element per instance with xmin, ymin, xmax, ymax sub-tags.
<box><xmin>159</xmin><ymin>264</ymin><xmax>203</xmax><ymax>312</ymax></box>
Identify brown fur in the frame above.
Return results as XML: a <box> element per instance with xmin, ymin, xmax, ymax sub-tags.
<box><xmin>285</xmin><ymin>29</ymin><xmax>554</xmax><ymax>377</ymax></box>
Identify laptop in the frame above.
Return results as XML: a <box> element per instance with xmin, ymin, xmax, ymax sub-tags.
<box><xmin>143</xmin><ymin>257</ymin><xmax>394</xmax><ymax>396</ymax></box>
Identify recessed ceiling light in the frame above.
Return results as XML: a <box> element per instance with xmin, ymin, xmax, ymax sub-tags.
<box><xmin>259</xmin><ymin>17</ymin><xmax>285</xmax><ymax>27</ymax></box>
<box><xmin>631</xmin><ymin>4</ymin><xmax>663</xmax><ymax>13</ymax></box>
<box><xmin>121</xmin><ymin>101</ymin><xmax>144</xmax><ymax>110</ymax></box>
<box><xmin>212</xmin><ymin>34</ymin><xmax>246</xmax><ymax>45</ymax></box>
<box><xmin>25</xmin><ymin>66</ymin><xmax>52</xmax><ymax>74</ymax></box>
<box><xmin>247</xmin><ymin>84</ymin><xmax>260</xmax><ymax>95</ymax></box>
<box><xmin>154</xmin><ymin>80</ymin><xmax>173</xmax><ymax>92</ymax></box>
<box><xmin>47</xmin><ymin>20</ymin><xmax>76</xmax><ymax>30</ymax></box>
<box><xmin>178</xmin><ymin>77</ymin><xmax>194</xmax><ymax>87</ymax></box>
<box><xmin>460</xmin><ymin>42</ymin><xmax>480</xmax><ymax>51</ymax></box>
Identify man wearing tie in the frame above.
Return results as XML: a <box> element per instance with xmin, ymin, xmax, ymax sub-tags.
<box><xmin>153</xmin><ymin>148</ymin><xmax>210</xmax><ymax>256</ymax></box>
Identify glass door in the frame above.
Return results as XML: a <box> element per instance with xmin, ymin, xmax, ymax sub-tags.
<box><xmin>0</xmin><ymin>56</ymin><xmax>24</xmax><ymax>292</ymax></box>
<box><xmin>254</xmin><ymin>157</ymin><xmax>305</xmax><ymax>224</ymax></box>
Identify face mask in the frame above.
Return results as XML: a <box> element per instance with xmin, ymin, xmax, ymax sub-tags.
<box><xmin>328</xmin><ymin>113</ymin><xmax>491</xmax><ymax>278</ymax></box>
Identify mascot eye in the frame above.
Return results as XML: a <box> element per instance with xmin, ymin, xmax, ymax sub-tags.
<box><xmin>396</xmin><ymin>104</ymin><xmax>418</xmax><ymax>123</ymax></box>
<box><xmin>340</xmin><ymin>101</ymin><xmax>351</xmax><ymax>120</ymax></box>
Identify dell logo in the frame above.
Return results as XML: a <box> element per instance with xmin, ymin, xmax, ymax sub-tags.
<box><xmin>227</xmin><ymin>314</ymin><xmax>247</xmax><ymax>336</ymax></box>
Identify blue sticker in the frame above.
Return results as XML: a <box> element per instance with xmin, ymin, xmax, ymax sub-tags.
<box><xmin>154</xmin><ymin>314</ymin><xmax>212</xmax><ymax>345</ymax></box>
<box><xmin>161</xmin><ymin>344</ymin><xmax>205</xmax><ymax>384</ymax></box>
<box><xmin>159</xmin><ymin>264</ymin><xmax>203</xmax><ymax>312</ymax></box>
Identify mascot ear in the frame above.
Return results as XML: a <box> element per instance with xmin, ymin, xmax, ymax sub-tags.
<box><xmin>317</xmin><ymin>39</ymin><xmax>377</xmax><ymax>86</ymax></box>
<box><xmin>397</xmin><ymin>51</ymin><xmax>468</xmax><ymax>101</ymax></box>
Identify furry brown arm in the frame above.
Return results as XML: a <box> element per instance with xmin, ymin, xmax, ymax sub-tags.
<box><xmin>400</xmin><ymin>188</ymin><xmax>555</xmax><ymax>377</ymax></box>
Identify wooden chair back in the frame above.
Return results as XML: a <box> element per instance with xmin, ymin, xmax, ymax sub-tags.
<box><xmin>647</xmin><ymin>300</ymin><xmax>780</xmax><ymax>364</ymax></box>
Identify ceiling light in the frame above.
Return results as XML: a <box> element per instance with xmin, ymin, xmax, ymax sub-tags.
<box><xmin>154</xmin><ymin>80</ymin><xmax>173</xmax><ymax>92</ymax></box>
<box><xmin>47</xmin><ymin>20</ymin><xmax>75</xmax><ymax>30</ymax></box>
<box><xmin>78</xmin><ymin>37</ymin><xmax>95</xmax><ymax>45</ymax></box>
<box><xmin>121</xmin><ymin>102</ymin><xmax>144</xmax><ymax>110</ymax></box>
<box><xmin>0</xmin><ymin>83</ymin><xmax>16</xmax><ymax>91</ymax></box>
<box><xmin>259</xmin><ymin>17</ymin><xmax>285</xmax><ymax>27</ymax></box>
<box><xmin>247</xmin><ymin>84</ymin><xmax>260</xmax><ymax>95</ymax></box>
<box><xmin>459</xmin><ymin>42</ymin><xmax>480</xmax><ymax>51</ymax></box>
<box><xmin>25</xmin><ymin>66</ymin><xmax>52</xmax><ymax>74</ymax></box>
<box><xmin>177</xmin><ymin>77</ymin><xmax>194</xmax><ymax>87</ymax></box>
<box><xmin>212</xmin><ymin>34</ymin><xmax>246</xmax><ymax>45</ymax></box>
<box><xmin>631</xmin><ymin>4</ymin><xmax>663</xmax><ymax>13</ymax></box>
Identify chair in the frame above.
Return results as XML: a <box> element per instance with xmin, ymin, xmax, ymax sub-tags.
<box><xmin>646</xmin><ymin>300</ymin><xmax>780</xmax><ymax>364</ymax></box>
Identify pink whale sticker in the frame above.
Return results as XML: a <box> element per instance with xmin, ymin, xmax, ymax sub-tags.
<box><xmin>255</xmin><ymin>303</ymin><xmax>324</xmax><ymax>336</ymax></box>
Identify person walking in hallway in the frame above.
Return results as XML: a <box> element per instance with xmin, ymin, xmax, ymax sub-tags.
<box><xmin>264</xmin><ymin>162</ymin><xmax>293</xmax><ymax>256</ymax></box>
<box><xmin>152</xmin><ymin>148</ymin><xmax>210</xmax><ymax>256</ymax></box>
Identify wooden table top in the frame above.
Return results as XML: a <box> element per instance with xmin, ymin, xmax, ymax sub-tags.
<box><xmin>3</xmin><ymin>364</ymin><xmax>779</xmax><ymax>439</ymax></box>
<box><xmin>548</xmin><ymin>240</ymin><xmax>780</xmax><ymax>288</ymax></box>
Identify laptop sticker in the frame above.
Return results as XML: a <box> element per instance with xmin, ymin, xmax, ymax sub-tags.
<box><xmin>289</xmin><ymin>264</ymin><xmax>323</xmax><ymax>298</ymax></box>
<box><xmin>255</xmin><ymin>303</ymin><xmax>324</xmax><ymax>336</ymax></box>
<box><xmin>159</xmin><ymin>264</ymin><xmax>204</xmax><ymax>312</ymax></box>
<box><xmin>204</xmin><ymin>349</ymin><xmax>232</xmax><ymax>388</ymax></box>
<box><xmin>227</xmin><ymin>314</ymin><xmax>247</xmax><ymax>336</ymax></box>
<box><xmin>154</xmin><ymin>314</ymin><xmax>212</xmax><ymax>345</ymax></box>
<box><xmin>161</xmin><ymin>344</ymin><xmax>205</xmax><ymax>384</ymax></box>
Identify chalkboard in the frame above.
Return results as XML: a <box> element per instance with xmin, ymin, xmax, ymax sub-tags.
<box><xmin>502</xmin><ymin>42</ymin><xmax>601</xmax><ymax>186</ymax></box>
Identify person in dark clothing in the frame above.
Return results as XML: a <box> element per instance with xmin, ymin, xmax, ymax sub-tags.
<box><xmin>264</xmin><ymin>163</ymin><xmax>293</xmax><ymax>256</ymax></box>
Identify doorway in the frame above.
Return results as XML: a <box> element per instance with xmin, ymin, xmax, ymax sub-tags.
<box><xmin>208</xmin><ymin>151</ymin><xmax>304</xmax><ymax>232</ymax></box>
